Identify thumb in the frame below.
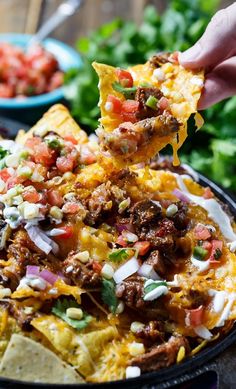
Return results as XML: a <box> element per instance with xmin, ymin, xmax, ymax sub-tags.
<box><xmin>198</xmin><ymin>56</ymin><xmax>236</xmax><ymax>110</ymax></box>
<box><xmin>179</xmin><ymin>3</ymin><xmax>236</xmax><ymax>69</ymax></box>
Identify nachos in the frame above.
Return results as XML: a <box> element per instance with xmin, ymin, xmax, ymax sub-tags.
<box><xmin>0</xmin><ymin>56</ymin><xmax>235</xmax><ymax>384</ymax></box>
<box><xmin>93</xmin><ymin>52</ymin><xmax>204</xmax><ymax>167</ymax></box>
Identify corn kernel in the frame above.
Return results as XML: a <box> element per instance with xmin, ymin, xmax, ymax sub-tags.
<box><xmin>23</xmin><ymin>203</ymin><xmax>39</xmax><ymax>219</ymax></box>
<box><xmin>0</xmin><ymin>288</ymin><xmax>11</xmax><ymax>298</ymax></box>
<box><xmin>17</xmin><ymin>165</ymin><xmax>32</xmax><ymax>178</ymax></box>
<box><xmin>130</xmin><ymin>321</ymin><xmax>145</xmax><ymax>333</ymax></box>
<box><xmin>176</xmin><ymin>346</ymin><xmax>186</xmax><ymax>363</ymax></box>
<box><xmin>66</xmin><ymin>307</ymin><xmax>83</xmax><ymax>320</ymax></box>
<box><xmin>12</xmin><ymin>195</ymin><xmax>23</xmax><ymax>206</ymax></box>
<box><xmin>128</xmin><ymin>342</ymin><xmax>145</xmax><ymax>357</ymax></box>
<box><xmin>101</xmin><ymin>264</ymin><xmax>114</xmax><ymax>279</ymax></box>
<box><xmin>74</xmin><ymin>251</ymin><xmax>90</xmax><ymax>263</ymax></box>
<box><xmin>63</xmin><ymin>172</ymin><xmax>74</xmax><ymax>181</ymax></box>
<box><xmin>49</xmin><ymin>206</ymin><xmax>63</xmax><ymax>220</ymax></box>
<box><xmin>162</xmin><ymin>62</ymin><xmax>174</xmax><ymax>74</ymax></box>
<box><xmin>116</xmin><ymin>301</ymin><xmax>125</xmax><ymax>314</ymax></box>
<box><xmin>166</xmin><ymin>204</ymin><xmax>178</xmax><ymax>217</ymax></box>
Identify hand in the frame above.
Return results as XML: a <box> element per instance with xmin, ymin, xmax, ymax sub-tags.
<box><xmin>179</xmin><ymin>2</ymin><xmax>236</xmax><ymax>109</ymax></box>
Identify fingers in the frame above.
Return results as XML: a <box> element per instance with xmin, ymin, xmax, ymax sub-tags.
<box><xmin>179</xmin><ymin>3</ymin><xmax>236</xmax><ymax>69</ymax></box>
<box><xmin>198</xmin><ymin>56</ymin><xmax>236</xmax><ymax>109</ymax></box>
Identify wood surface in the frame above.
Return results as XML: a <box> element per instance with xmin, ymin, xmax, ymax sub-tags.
<box><xmin>0</xmin><ymin>0</ymin><xmax>233</xmax><ymax>45</ymax></box>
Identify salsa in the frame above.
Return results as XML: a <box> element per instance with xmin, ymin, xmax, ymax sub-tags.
<box><xmin>0</xmin><ymin>42</ymin><xmax>64</xmax><ymax>98</ymax></box>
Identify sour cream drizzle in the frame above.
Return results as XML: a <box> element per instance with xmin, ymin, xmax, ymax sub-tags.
<box><xmin>175</xmin><ymin>174</ymin><xmax>236</xmax><ymax>242</ymax></box>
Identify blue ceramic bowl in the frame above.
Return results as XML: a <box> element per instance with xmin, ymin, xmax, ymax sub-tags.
<box><xmin>0</xmin><ymin>33</ymin><xmax>82</xmax><ymax>124</ymax></box>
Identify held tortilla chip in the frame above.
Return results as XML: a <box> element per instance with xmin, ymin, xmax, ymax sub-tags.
<box><xmin>16</xmin><ymin>104</ymin><xmax>88</xmax><ymax>145</ymax></box>
<box><xmin>0</xmin><ymin>334</ymin><xmax>84</xmax><ymax>383</ymax></box>
<box><xmin>93</xmin><ymin>54</ymin><xmax>204</xmax><ymax>166</ymax></box>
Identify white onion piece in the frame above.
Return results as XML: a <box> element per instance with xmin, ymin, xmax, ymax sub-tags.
<box><xmin>175</xmin><ymin>174</ymin><xmax>189</xmax><ymax>192</ymax></box>
<box><xmin>113</xmin><ymin>257</ymin><xmax>139</xmax><ymax>284</ymax></box>
<box><xmin>194</xmin><ymin>325</ymin><xmax>213</xmax><ymax>340</ymax></box>
<box><xmin>38</xmin><ymin>230</ymin><xmax>59</xmax><ymax>254</ymax></box>
<box><xmin>47</xmin><ymin>228</ymin><xmax>65</xmax><ymax>237</ymax></box>
<box><xmin>138</xmin><ymin>264</ymin><xmax>160</xmax><ymax>280</ymax></box>
<box><xmin>26</xmin><ymin>226</ymin><xmax>52</xmax><ymax>254</ymax></box>
<box><xmin>216</xmin><ymin>295</ymin><xmax>235</xmax><ymax>327</ymax></box>
<box><xmin>191</xmin><ymin>257</ymin><xmax>210</xmax><ymax>273</ymax></box>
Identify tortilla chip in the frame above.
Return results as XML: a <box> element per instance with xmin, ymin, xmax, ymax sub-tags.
<box><xmin>0</xmin><ymin>334</ymin><xmax>83</xmax><ymax>383</ymax></box>
<box><xmin>31</xmin><ymin>315</ymin><xmax>118</xmax><ymax>377</ymax></box>
<box><xmin>93</xmin><ymin>58</ymin><xmax>204</xmax><ymax>166</ymax></box>
<box><xmin>16</xmin><ymin>104</ymin><xmax>88</xmax><ymax>145</ymax></box>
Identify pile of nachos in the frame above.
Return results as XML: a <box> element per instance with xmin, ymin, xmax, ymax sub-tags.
<box><xmin>0</xmin><ymin>54</ymin><xmax>235</xmax><ymax>384</ymax></box>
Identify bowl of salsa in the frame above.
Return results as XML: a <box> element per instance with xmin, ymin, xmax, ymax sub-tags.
<box><xmin>0</xmin><ymin>34</ymin><xmax>81</xmax><ymax>124</ymax></box>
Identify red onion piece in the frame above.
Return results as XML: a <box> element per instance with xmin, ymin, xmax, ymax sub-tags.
<box><xmin>173</xmin><ymin>189</ymin><xmax>190</xmax><ymax>203</ymax></box>
<box><xmin>26</xmin><ymin>265</ymin><xmax>40</xmax><ymax>277</ymax></box>
<box><xmin>115</xmin><ymin>223</ymin><xmax>134</xmax><ymax>233</ymax></box>
<box><xmin>40</xmin><ymin>269</ymin><xmax>58</xmax><ymax>285</ymax></box>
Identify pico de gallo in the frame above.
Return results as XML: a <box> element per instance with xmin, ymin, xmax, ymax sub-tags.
<box><xmin>0</xmin><ymin>43</ymin><xmax>63</xmax><ymax>98</ymax></box>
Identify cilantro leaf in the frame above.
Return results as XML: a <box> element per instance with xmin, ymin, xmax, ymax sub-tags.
<box><xmin>108</xmin><ymin>248</ymin><xmax>130</xmax><ymax>263</ymax></box>
<box><xmin>0</xmin><ymin>147</ymin><xmax>8</xmax><ymax>160</ymax></box>
<box><xmin>112</xmin><ymin>82</ymin><xmax>137</xmax><ymax>99</ymax></box>
<box><xmin>101</xmin><ymin>278</ymin><xmax>118</xmax><ymax>314</ymax></box>
<box><xmin>52</xmin><ymin>298</ymin><xmax>93</xmax><ymax>330</ymax></box>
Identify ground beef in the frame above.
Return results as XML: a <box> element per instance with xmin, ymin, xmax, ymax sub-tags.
<box><xmin>170</xmin><ymin>202</ymin><xmax>189</xmax><ymax>231</ymax></box>
<box><xmin>131</xmin><ymin>200</ymin><xmax>162</xmax><ymax>228</ymax></box>
<box><xmin>85</xmin><ymin>182</ymin><xmax>126</xmax><ymax>225</ymax></box>
<box><xmin>135</xmin><ymin>87</ymin><xmax>163</xmax><ymax>120</ymax></box>
<box><xmin>149</xmin><ymin>52</ymin><xmax>172</xmax><ymax>67</ymax></box>
<box><xmin>144</xmin><ymin>250</ymin><xmax>166</xmax><ymax>277</ymax></box>
<box><xmin>131</xmin><ymin>335</ymin><xmax>190</xmax><ymax>372</ymax></box>
<box><xmin>115</xmin><ymin>276</ymin><xmax>145</xmax><ymax>308</ymax></box>
<box><xmin>136</xmin><ymin>320</ymin><xmax>165</xmax><ymax>345</ymax></box>
<box><xmin>63</xmin><ymin>253</ymin><xmax>101</xmax><ymax>288</ymax></box>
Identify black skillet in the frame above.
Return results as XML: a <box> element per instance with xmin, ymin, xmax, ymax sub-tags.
<box><xmin>0</xmin><ymin>172</ymin><xmax>235</xmax><ymax>389</ymax></box>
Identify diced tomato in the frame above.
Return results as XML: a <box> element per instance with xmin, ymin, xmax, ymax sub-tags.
<box><xmin>106</xmin><ymin>94</ymin><xmax>122</xmax><ymax>114</ymax></box>
<box><xmin>56</xmin><ymin>156</ymin><xmax>74</xmax><ymax>173</ymax></box>
<box><xmin>121</xmin><ymin>100</ymin><xmax>139</xmax><ymax>123</ymax></box>
<box><xmin>23</xmin><ymin>187</ymin><xmax>41</xmax><ymax>203</ymax></box>
<box><xmin>116</xmin><ymin>68</ymin><xmax>133</xmax><ymax>87</ymax></box>
<box><xmin>47</xmin><ymin>189</ymin><xmax>63</xmax><ymax>207</ymax></box>
<box><xmin>25</xmin><ymin>137</ymin><xmax>41</xmax><ymax>149</ymax></box>
<box><xmin>62</xmin><ymin>202</ymin><xmax>80</xmax><ymax>214</ymax></box>
<box><xmin>34</xmin><ymin>143</ymin><xmax>55</xmax><ymax>166</ymax></box>
<box><xmin>0</xmin><ymin>83</ymin><xmax>14</xmax><ymax>98</ymax></box>
<box><xmin>92</xmin><ymin>261</ymin><xmax>102</xmax><ymax>274</ymax></box>
<box><xmin>133</xmin><ymin>241</ymin><xmax>151</xmax><ymax>256</ymax></box>
<box><xmin>159</xmin><ymin>97</ymin><xmax>169</xmax><ymax>111</ymax></box>
<box><xmin>0</xmin><ymin>168</ymin><xmax>12</xmax><ymax>182</ymax></box>
<box><xmin>185</xmin><ymin>305</ymin><xmax>204</xmax><ymax>327</ymax></box>
<box><xmin>202</xmin><ymin>241</ymin><xmax>212</xmax><ymax>251</ymax></box>
<box><xmin>194</xmin><ymin>224</ymin><xmax>211</xmax><ymax>240</ymax></box>
<box><xmin>64</xmin><ymin>134</ymin><xmax>78</xmax><ymax>145</ymax></box>
<box><xmin>7</xmin><ymin>175</ymin><xmax>24</xmax><ymax>189</ymax></box>
<box><xmin>210</xmin><ymin>240</ymin><xmax>223</xmax><ymax>263</ymax></box>
<box><xmin>116</xmin><ymin>234</ymin><xmax>128</xmax><ymax>247</ymax></box>
<box><xmin>203</xmin><ymin>187</ymin><xmax>214</xmax><ymax>199</ymax></box>
<box><xmin>56</xmin><ymin>226</ymin><xmax>74</xmax><ymax>239</ymax></box>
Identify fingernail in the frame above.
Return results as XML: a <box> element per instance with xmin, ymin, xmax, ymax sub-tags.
<box><xmin>179</xmin><ymin>43</ymin><xmax>202</xmax><ymax>64</ymax></box>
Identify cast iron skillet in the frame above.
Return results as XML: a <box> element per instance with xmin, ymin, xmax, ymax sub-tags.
<box><xmin>0</xmin><ymin>173</ymin><xmax>235</xmax><ymax>389</ymax></box>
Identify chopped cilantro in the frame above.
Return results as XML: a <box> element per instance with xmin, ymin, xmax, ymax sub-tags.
<box><xmin>52</xmin><ymin>298</ymin><xmax>92</xmax><ymax>330</ymax></box>
<box><xmin>144</xmin><ymin>281</ymin><xmax>167</xmax><ymax>295</ymax></box>
<box><xmin>0</xmin><ymin>147</ymin><xmax>8</xmax><ymax>160</ymax></box>
<box><xmin>112</xmin><ymin>82</ymin><xmax>137</xmax><ymax>99</ymax></box>
<box><xmin>108</xmin><ymin>248</ymin><xmax>130</xmax><ymax>263</ymax></box>
<box><xmin>101</xmin><ymin>278</ymin><xmax>118</xmax><ymax>314</ymax></box>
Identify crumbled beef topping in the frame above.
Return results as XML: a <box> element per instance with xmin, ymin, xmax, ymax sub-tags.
<box><xmin>149</xmin><ymin>53</ymin><xmax>172</xmax><ymax>67</ymax></box>
<box><xmin>63</xmin><ymin>253</ymin><xmax>102</xmax><ymax>288</ymax></box>
<box><xmin>135</xmin><ymin>87</ymin><xmax>163</xmax><ymax>120</ymax></box>
<box><xmin>131</xmin><ymin>335</ymin><xmax>190</xmax><ymax>372</ymax></box>
<box><xmin>115</xmin><ymin>276</ymin><xmax>145</xmax><ymax>308</ymax></box>
<box><xmin>136</xmin><ymin>320</ymin><xmax>165</xmax><ymax>345</ymax></box>
<box><xmin>144</xmin><ymin>250</ymin><xmax>166</xmax><ymax>277</ymax></box>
